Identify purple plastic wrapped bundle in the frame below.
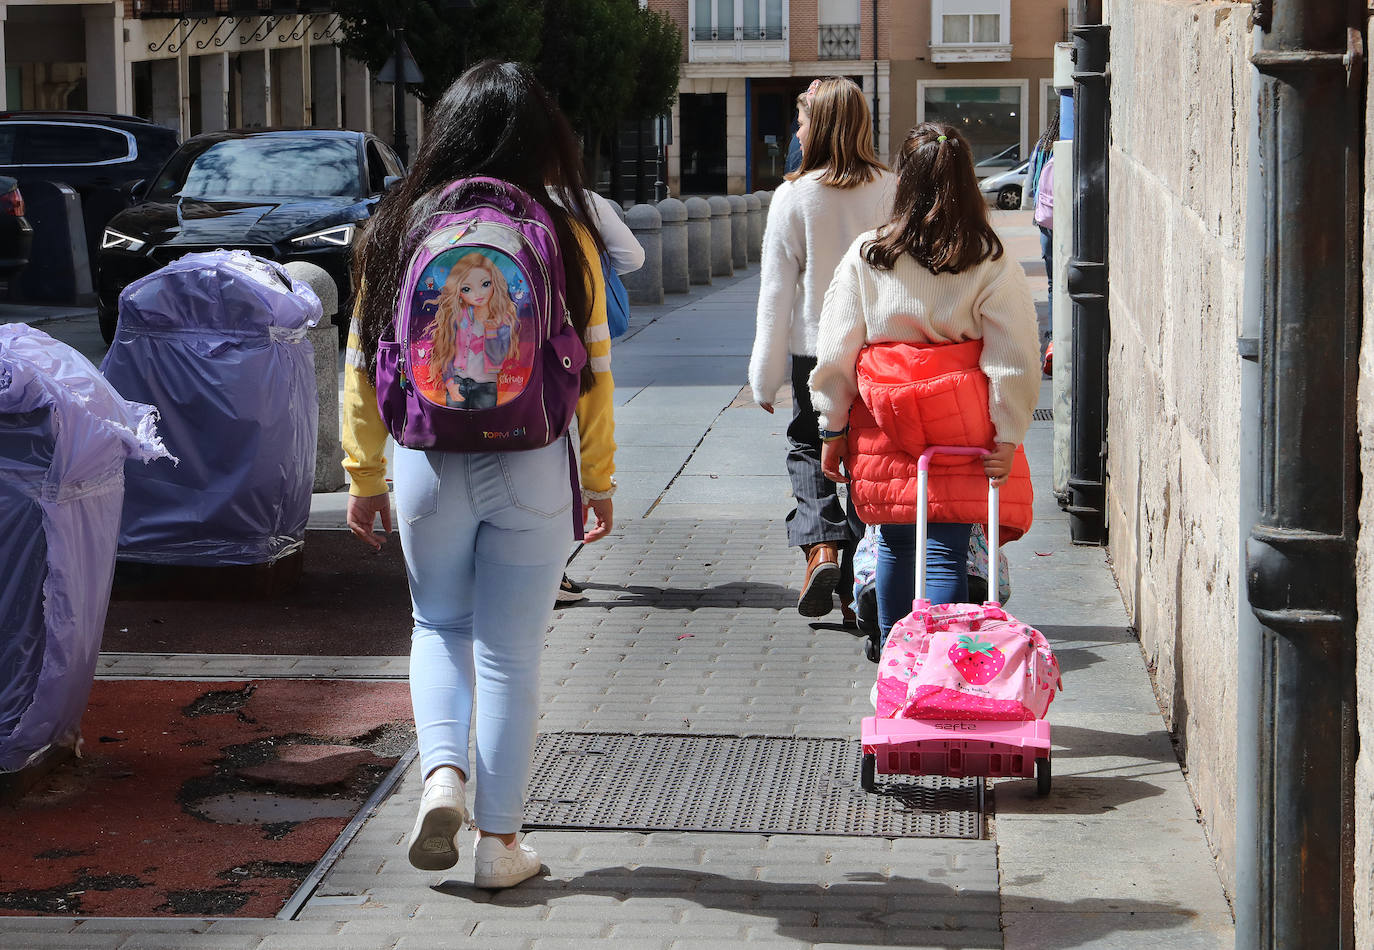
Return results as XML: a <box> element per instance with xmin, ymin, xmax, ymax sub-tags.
<box><xmin>101</xmin><ymin>250</ymin><xmax>321</xmax><ymax>566</ymax></box>
<box><xmin>0</xmin><ymin>324</ymin><xmax>170</xmax><ymax>772</ymax></box>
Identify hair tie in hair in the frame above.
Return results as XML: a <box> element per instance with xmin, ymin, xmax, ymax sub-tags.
<box><xmin>937</xmin><ymin>134</ymin><xmax>948</xmax><ymax>143</ymax></box>
<box><xmin>805</xmin><ymin>78</ymin><xmax>822</xmax><ymax>106</ymax></box>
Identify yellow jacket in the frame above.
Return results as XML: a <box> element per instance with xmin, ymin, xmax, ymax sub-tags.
<box><xmin>341</xmin><ymin>224</ymin><xmax>616</xmax><ymax>498</ymax></box>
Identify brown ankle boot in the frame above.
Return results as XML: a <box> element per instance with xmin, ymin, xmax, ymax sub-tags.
<box><xmin>798</xmin><ymin>542</ymin><xmax>840</xmax><ymax>617</ymax></box>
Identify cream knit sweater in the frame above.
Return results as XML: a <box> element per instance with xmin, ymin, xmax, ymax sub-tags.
<box><xmin>809</xmin><ymin>234</ymin><xmax>1043</xmax><ymax>445</ymax></box>
<box><xmin>749</xmin><ymin>169</ymin><xmax>896</xmax><ymax>405</ymax></box>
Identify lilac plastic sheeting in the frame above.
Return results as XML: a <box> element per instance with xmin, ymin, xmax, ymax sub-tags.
<box><xmin>0</xmin><ymin>324</ymin><xmax>170</xmax><ymax>772</ymax></box>
<box><xmin>101</xmin><ymin>251</ymin><xmax>321</xmax><ymax>566</ymax></box>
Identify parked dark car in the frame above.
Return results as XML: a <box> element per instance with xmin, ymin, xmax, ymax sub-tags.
<box><xmin>0</xmin><ymin>177</ymin><xmax>33</xmax><ymax>279</ymax></box>
<box><xmin>97</xmin><ymin>129</ymin><xmax>406</xmax><ymax>344</ymax></box>
<box><xmin>0</xmin><ymin>112</ymin><xmax>179</xmax><ymax>273</ymax></box>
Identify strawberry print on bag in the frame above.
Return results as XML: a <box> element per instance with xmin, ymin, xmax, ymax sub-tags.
<box><xmin>875</xmin><ymin>602</ymin><xmax>1062</xmax><ymax>721</ymax></box>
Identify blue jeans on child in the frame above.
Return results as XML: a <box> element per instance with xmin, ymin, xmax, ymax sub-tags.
<box><xmin>876</xmin><ymin>521</ymin><xmax>974</xmax><ymax>644</ymax></box>
<box><xmin>393</xmin><ymin>439</ymin><xmax>571</xmax><ymax>834</ymax></box>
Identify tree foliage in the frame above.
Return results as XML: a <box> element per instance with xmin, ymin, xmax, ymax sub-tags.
<box><xmin>334</xmin><ymin>0</ymin><xmax>543</xmax><ymax>107</ymax></box>
<box><xmin>629</xmin><ymin>8</ymin><xmax>682</xmax><ymax>122</ymax></box>
<box><xmin>334</xmin><ymin>0</ymin><xmax>684</xmax><ymax>155</ymax></box>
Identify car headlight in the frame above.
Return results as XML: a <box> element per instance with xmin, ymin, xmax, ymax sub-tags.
<box><xmin>101</xmin><ymin>228</ymin><xmax>146</xmax><ymax>253</ymax></box>
<box><xmin>290</xmin><ymin>224</ymin><xmax>355</xmax><ymax>249</ymax></box>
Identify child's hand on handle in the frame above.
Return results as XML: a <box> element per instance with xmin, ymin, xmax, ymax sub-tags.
<box><xmin>584</xmin><ymin>498</ymin><xmax>614</xmax><ymax>543</ymax></box>
<box><xmin>982</xmin><ymin>442</ymin><xmax>1017</xmax><ymax>487</ymax></box>
<box><xmin>347</xmin><ymin>492</ymin><xmax>393</xmax><ymax>551</ymax></box>
<box><xmin>820</xmin><ymin>435</ymin><xmax>849</xmax><ymax>483</ymax></box>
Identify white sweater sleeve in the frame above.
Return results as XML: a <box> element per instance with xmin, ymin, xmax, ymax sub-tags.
<box><xmin>587</xmin><ymin>191</ymin><xmax>645</xmax><ymax>274</ymax></box>
<box><xmin>749</xmin><ymin>183</ymin><xmax>803</xmax><ymax>405</ymax></box>
<box><xmin>808</xmin><ymin>245</ymin><xmax>868</xmax><ymax>433</ymax></box>
<box><xmin>976</xmin><ymin>256</ymin><xmax>1044</xmax><ymax>445</ymax></box>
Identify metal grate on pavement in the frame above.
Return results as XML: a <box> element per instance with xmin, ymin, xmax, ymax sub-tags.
<box><xmin>525</xmin><ymin>733</ymin><xmax>983</xmax><ymax>839</ymax></box>
<box><xmin>1032</xmin><ymin>407</ymin><xmax>1053</xmax><ymax>421</ymax></box>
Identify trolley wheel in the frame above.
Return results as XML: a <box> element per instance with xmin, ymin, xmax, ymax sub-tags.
<box><xmin>1035</xmin><ymin>756</ymin><xmax>1051</xmax><ymax>796</ymax></box>
<box><xmin>861</xmin><ymin>753</ymin><xmax>877</xmax><ymax>792</ymax></box>
<box><xmin>863</xmin><ymin>637</ymin><xmax>880</xmax><ymax>663</ymax></box>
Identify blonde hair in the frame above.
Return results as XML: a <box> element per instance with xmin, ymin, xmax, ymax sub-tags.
<box><xmin>786</xmin><ymin>77</ymin><xmax>886</xmax><ymax>189</ymax></box>
<box><xmin>429</xmin><ymin>253</ymin><xmax>519</xmax><ymax>370</ymax></box>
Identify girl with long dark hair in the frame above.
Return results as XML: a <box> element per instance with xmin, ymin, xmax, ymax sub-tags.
<box><xmin>809</xmin><ymin>123</ymin><xmax>1041</xmax><ymax>644</ymax></box>
<box><xmin>342</xmin><ymin>61</ymin><xmax>616</xmax><ymax>888</ymax></box>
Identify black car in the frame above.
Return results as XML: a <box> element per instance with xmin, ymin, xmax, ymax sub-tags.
<box><xmin>97</xmin><ymin>129</ymin><xmax>405</xmax><ymax>343</ymax></box>
<box><xmin>0</xmin><ymin>112</ymin><xmax>179</xmax><ymax>271</ymax></box>
<box><xmin>0</xmin><ymin>177</ymin><xmax>33</xmax><ymax>279</ymax></box>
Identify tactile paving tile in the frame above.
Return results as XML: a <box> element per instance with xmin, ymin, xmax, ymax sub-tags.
<box><xmin>525</xmin><ymin>732</ymin><xmax>983</xmax><ymax>839</ymax></box>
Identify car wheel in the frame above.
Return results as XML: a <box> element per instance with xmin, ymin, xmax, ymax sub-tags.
<box><xmin>98</xmin><ymin>303</ymin><xmax>118</xmax><ymax>345</ymax></box>
<box><xmin>998</xmin><ymin>185</ymin><xmax>1022</xmax><ymax>210</ymax></box>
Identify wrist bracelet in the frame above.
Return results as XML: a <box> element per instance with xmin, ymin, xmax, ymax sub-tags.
<box><xmin>819</xmin><ymin>426</ymin><xmax>848</xmax><ymax>441</ymax></box>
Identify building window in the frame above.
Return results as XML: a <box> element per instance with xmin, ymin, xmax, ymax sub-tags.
<box><xmin>689</xmin><ymin>0</ymin><xmax>789</xmax><ymax>61</ymax></box>
<box><xmin>818</xmin><ymin>0</ymin><xmax>859</xmax><ymax>59</ymax></box>
<box><xmin>919</xmin><ymin>80</ymin><xmax>1027</xmax><ymax>175</ymax></box>
<box><xmin>930</xmin><ymin>0</ymin><xmax>1012</xmax><ymax>62</ymax></box>
<box><xmin>692</xmin><ymin>1</ymin><xmax>786</xmax><ymax>42</ymax></box>
<box><xmin>941</xmin><ymin>13</ymin><xmax>1001</xmax><ymax>44</ymax></box>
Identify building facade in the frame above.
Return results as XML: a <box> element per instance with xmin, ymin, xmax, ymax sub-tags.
<box><xmin>0</xmin><ymin>1</ymin><xmax>420</xmax><ymax>150</ymax></box>
<box><xmin>650</xmin><ymin>0</ymin><xmax>1065</xmax><ymax>196</ymax></box>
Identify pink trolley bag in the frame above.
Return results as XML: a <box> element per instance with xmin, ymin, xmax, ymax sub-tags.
<box><xmin>861</xmin><ymin>446</ymin><xmax>1062</xmax><ymax>797</ymax></box>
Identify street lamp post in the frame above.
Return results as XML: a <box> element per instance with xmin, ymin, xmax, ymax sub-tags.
<box><xmin>378</xmin><ymin>0</ymin><xmax>474</xmax><ymax>165</ymax></box>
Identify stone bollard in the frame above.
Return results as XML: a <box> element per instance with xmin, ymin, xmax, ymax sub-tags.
<box><xmin>685</xmin><ymin>196</ymin><xmax>713</xmax><ymax>285</ymax></box>
<box><xmin>708</xmin><ymin>195</ymin><xmax>734</xmax><ymax>278</ymax></box>
<box><xmin>745</xmin><ymin>194</ymin><xmax>763</xmax><ymax>263</ymax></box>
<box><xmin>621</xmin><ymin>204</ymin><xmax>663</xmax><ymax>306</ymax></box>
<box><xmin>727</xmin><ymin>195</ymin><xmax>749</xmax><ymax>270</ymax></box>
<box><xmin>283</xmin><ymin>261</ymin><xmax>345</xmax><ymax>493</ymax></box>
<box><xmin>657</xmin><ymin>197</ymin><xmax>689</xmax><ymax>294</ymax></box>
<box><xmin>754</xmin><ymin>190</ymin><xmax>773</xmax><ymax>237</ymax></box>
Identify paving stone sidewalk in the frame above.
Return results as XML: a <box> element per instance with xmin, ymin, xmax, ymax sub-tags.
<box><xmin>0</xmin><ymin>212</ymin><xmax>1234</xmax><ymax>949</ymax></box>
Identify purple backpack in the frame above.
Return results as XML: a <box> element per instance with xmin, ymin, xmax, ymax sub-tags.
<box><xmin>374</xmin><ymin>177</ymin><xmax>587</xmax><ymax>454</ymax></box>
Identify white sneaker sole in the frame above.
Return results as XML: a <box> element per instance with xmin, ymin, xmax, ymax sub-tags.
<box><xmin>407</xmin><ymin>804</ymin><xmax>468</xmax><ymax>872</ymax></box>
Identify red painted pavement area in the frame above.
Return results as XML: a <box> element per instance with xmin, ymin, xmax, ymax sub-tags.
<box><xmin>0</xmin><ymin>679</ymin><xmax>412</xmax><ymax>918</ymax></box>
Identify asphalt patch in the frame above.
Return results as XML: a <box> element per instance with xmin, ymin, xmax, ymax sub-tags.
<box><xmin>0</xmin><ymin>679</ymin><xmax>413</xmax><ymax>918</ymax></box>
<box><xmin>102</xmin><ymin>529</ymin><xmax>414</xmax><ymax>655</ymax></box>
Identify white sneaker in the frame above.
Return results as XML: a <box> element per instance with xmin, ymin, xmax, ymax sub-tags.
<box><xmin>473</xmin><ymin>835</ymin><xmax>542</xmax><ymax>889</ymax></box>
<box><xmin>406</xmin><ymin>768</ymin><xmax>470</xmax><ymax>871</ymax></box>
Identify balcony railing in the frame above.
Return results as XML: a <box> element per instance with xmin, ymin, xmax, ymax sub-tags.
<box><xmin>694</xmin><ymin>25</ymin><xmax>786</xmax><ymax>42</ymax></box>
<box><xmin>133</xmin><ymin>0</ymin><xmax>336</xmax><ymax>18</ymax></box>
<box><xmin>819</xmin><ymin>24</ymin><xmax>861</xmax><ymax>60</ymax></box>
<box><xmin>688</xmin><ymin>23</ymin><xmax>789</xmax><ymax>62</ymax></box>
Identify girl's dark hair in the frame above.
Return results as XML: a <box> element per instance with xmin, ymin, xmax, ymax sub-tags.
<box><xmin>1035</xmin><ymin>104</ymin><xmax>1060</xmax><ymax>158</ymax></box>
<box><xmin>353</xmin><ymin>60</ymin><xmax>604</xmax><ymax>392</ymax></box>
<box><xmin>862</xmin><ymin>122</ymin><xmax>1003</xmax><ymax>275</ymax></box>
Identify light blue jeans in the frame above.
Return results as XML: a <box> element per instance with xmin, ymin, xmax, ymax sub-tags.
<box><xmin>393</xmin><ymin>439</ymin><xmax>572</xmax><ymax>834</ymax></box>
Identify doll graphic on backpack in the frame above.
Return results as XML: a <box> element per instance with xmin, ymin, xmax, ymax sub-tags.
<box><xmin>414</xmin><ymin>250</ymin><xmax>530</xmax><ymax>410</ymax></box>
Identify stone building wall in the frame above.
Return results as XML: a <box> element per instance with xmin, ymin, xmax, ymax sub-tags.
<box><xmin>1355</xmin><ymin>8</ymin><xmax>1374</xmax><ymax>941</ymax></box>
<box><xmin>1104</xmin><ymin>0</ymin><xmax>1252</xmax><ymax>897</ymax></box>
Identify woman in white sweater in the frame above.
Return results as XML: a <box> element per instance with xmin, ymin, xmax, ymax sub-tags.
<box><xmin>749</xmin><ymin>76</ymin><xmax>895</xmax><ymax>621</ymax></box>
<box><xmin>810</xmin><ymin>122</ymin><xmax>1042</xmax><ymax>641</ymax></box>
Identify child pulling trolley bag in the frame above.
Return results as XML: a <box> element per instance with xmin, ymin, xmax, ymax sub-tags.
<box><xmin>862</xmin><ymin>446</ymin><xmax>1062</xmax><ymax>796</ymax></box>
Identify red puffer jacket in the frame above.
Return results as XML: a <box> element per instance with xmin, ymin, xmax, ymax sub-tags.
<box><xmin>847</xmin><ymin>339</ymin><xmax>1034</xmax><ymax>542</ymax></box>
